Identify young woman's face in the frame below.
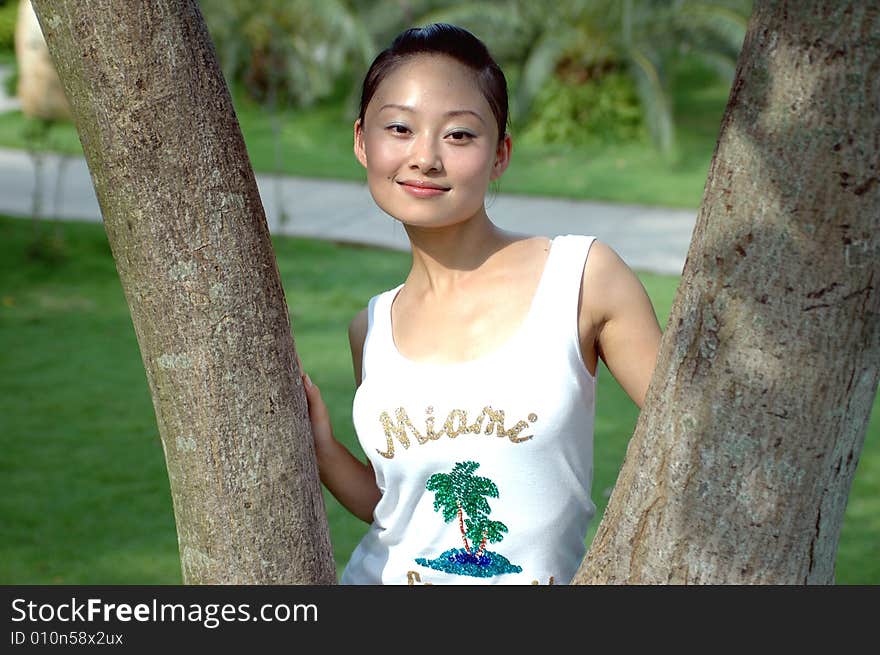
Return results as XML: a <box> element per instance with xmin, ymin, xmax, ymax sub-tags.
<box><xmin>355</xmin><ymin>54</ymin><xmax>511</xmax><ymax>229</ymax></box>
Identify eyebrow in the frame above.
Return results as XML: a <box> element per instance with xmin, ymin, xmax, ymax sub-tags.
<box><xmin>378</xmin><ymin>103</ymin><xmax>486</xmax><ymax>124</ymax></box>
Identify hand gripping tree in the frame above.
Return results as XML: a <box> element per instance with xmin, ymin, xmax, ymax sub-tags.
<box><xmin>30</xmin><ymin>0</ymin><xmax>336</xmax><ymax>584</ymax></box>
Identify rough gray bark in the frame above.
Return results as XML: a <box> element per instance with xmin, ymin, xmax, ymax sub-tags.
<box><xmin>573</xmin><ymin>0</ymin><xmax>880</xmax><ymax>584</ymax></box>
<box><xmin>31</xmin><ymin>0</ymin><xmax>336</xmax><ymax>584</ymax></box>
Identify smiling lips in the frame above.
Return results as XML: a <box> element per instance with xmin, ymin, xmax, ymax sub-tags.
<box><xmin>397</xmin><ymin>179</ymin><xmax>450</xmax><ymax>198</ymax></box>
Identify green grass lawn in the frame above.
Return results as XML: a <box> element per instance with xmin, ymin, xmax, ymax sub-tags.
<box><xmin>1</xmin><ymin>214</ymin><xmax>877</xmax><ymax>584</ymax></box>
<box><xmin>0</xmin><ymin>56</ymin><xmax>728</xmax><ymax>208</ymax></box>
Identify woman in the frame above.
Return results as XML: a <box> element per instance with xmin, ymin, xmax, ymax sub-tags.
<box><xmin>299</xmin><ymin>23</ymin><xmax>662</xmax><ymax>584</ymax></box>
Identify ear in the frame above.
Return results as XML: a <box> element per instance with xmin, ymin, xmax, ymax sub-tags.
<box><xmin>353</xmin><ymin>118</ymin><xmax>368</xmax><ymax>169</ymax></box>
<box><xmin>490</xmin><ymin>132</ymin><xmax>512</xmax><ymax>181</ymax></box>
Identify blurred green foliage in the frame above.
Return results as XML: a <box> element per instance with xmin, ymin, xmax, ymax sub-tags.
<box><xmin>0</xmin><ymin>0</ymin><xmax>17</xmax><ymax>52</ymax></box>
<box><xmin>3</xmin><ymin>72</ymin><xmax>14</xmax><ymax>98</ymax></box>
<box><xmin>345</xmin><ymin>0</ymin><xmax>752</xmax><ymax>154</ymax></box>
<box><xmin>3</xmin><ymin>1</ymin><xmax>752</xmax><ymax>158</ymax></box>
<box><xmin>200</xmin><ymin>0</ymin><xmax>374</xmax><ymax>109</ymax></box>
<box><xmin>521</xmin><ymin>69</ymin><xmax>646</xmax><ymax>146</ymax></box>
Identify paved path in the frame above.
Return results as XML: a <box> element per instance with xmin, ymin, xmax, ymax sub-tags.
<box><xmin>0</xmin><ymin>64</ymin><xmax>696</xmax><ymax>275</ymax></box>
<box><xmin>0</xmin><ymin>148</ymin><xmax>697</xmax><ymax>275</ymax></box>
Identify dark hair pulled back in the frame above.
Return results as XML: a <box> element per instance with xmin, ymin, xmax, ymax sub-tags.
<box><xmin>358</xmin><ymin>23</ymin><xmax>509</xmax><ymax>144</ymax></box>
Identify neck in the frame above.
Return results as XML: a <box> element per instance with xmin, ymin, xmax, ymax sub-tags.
<box><xmin>403</xmin><ymin>209</ymin><xmax>511</xmax><ymax>296</ymax></box>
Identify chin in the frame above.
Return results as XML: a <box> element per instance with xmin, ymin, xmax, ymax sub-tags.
<box><xmin>374</xmin><ymin>199</ymin><xmax>481</xmax><ymax>231</ymax></box>
<box><xmin>386</xmin><ymin>209</ymin><xmax>476</xmax><ymax>231</ymax></box>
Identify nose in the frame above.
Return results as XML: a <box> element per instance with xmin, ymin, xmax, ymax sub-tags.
<box><xmin>409</xmin><ymin>133</ymin><xmax>443</xmax><ymax>174</ymax></box>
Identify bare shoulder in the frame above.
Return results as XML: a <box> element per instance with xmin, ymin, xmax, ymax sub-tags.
<box><xmin>497</xmin><ymin>232</ymin><xmax>552</xmax><ymax>283</ymax></box>
<box><xmin>580</xmin><ymin>239</ymin><xmax>662</xmax><ymax>408</ymax></box>
<box><xmin>581</xmin><ymin>239</ymin><xmax>644</xmax><ymax>325</ymax></box>
<box><xmin>496</xmin><ymin>231</ymin><xmax>551</xmax><ymax>262</ymax></box>
<box><xmin>584</xmin><ymin>239</ymin><xmax>631</xmax><ymax>281</ymax></box>
<box><xmin>348</xmin><ymin>306</ymin><xmax>369</xmax><ymax>386</ymax></box>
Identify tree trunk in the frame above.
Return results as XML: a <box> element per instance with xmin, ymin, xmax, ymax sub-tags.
<box><xmin>457</xmin><ymin>504</ymin><xmax>471</xmax><ymax>553</ymax></box>
<box><xmin>573</xmin><ymin>0</ymin><xmax>879</xmax><ymax>584</ymax></box>
<box><xmin>30</xmin><ymin>0</ymin><xmax>336</xmax><ymax>584</ymax></box>
<box><xmin>476</xmin><ymin>533</ymin><xmax>487</xmax><ymax>558</ymax></box>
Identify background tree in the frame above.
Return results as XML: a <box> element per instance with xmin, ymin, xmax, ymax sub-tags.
<box><xmin>203</xmin><ymin>0</ymin><xmax>753</xmax><ymax>156</ymax></box>
<box><xmin>200</xmin><ymin>0</ymin><xmax>374</xmax><ymax>110</ymax></box>
<box><xmin>389</xmin><ymin>0</ymin><xmax>753</xmax><ymax>154</ymax></box>
<box><xmin>30</xmin><ymin>0</ymin><xmax>336</xmax><ymax>584</ymax></box>
<box><xmin>14</xmin><ymin>0</ymin><xmax>68</xmax><ymax>119</ymax></box>
<box><xmin>199</xmin><ymin>0</ymin><xmax>375</xmax><ymax>227</ymax></box>
<box><xmin>572</xmin><ymin>0</ymin><xmax>879</xmax><ymax>584</ymax></box>
<box><xmin>14</xmin><ymin>0</ymin><xmax>72</xmax><ymax>261</ymax></box>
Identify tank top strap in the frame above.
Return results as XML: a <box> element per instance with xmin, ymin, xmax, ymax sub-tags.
<box><xmin>360</xmin><ymin>283</ymin><xmax>403</xmax><ymax>382</ymax></box>
<box><xmin>527</xmin><ymin>234</ymin><xmax>597</xmax><ymax>339</ymax></box>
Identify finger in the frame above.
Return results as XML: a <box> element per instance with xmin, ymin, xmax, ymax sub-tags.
<box><xmin>295</xmin><ymin>350</ymin><xmax>304</xmax><ymax>376</ymax></box>
<box><xmin>303</xmin><ymin>375</ymin><xmax>326</xmax><ymax>414</ymax></box>
<box><xmin>303</xmin><ymin>378</ymin><xmax>333</xmax><ymax>438</ymax></box>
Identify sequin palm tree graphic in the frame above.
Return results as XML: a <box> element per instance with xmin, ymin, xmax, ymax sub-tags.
<box><xmin>416</xmin><ymin>461</ymin><xmax>522</xmax><ymax>577</ymax></box>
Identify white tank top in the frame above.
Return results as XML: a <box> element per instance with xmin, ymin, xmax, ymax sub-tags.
<box><xmin>341</xmin><ymin>235</ymin><xmax>598</xmax><ymax>585</ymax></box>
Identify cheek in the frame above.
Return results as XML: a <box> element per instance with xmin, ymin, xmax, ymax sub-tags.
<box><xmin>365</xmin><ymin>139</ymin><xmax>404</xmax><ymax>178</ymax></box>
<box><xmin>447</xmin><ymin>146</ymin><xmax>496</xmax><ymax>181</ymax></box>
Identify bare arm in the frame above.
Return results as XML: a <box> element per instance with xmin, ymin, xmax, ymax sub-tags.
<box><xmin>349</xmin><ymin>307</ymin><xmax>368</xmax><ymax>388</ymax></box>
<box><xmin>580</xmin><ymin>240</ymin><xmax>662</xmax><ymax>409</ymax></box>
<box><xmin>300</xmin><ymin>307</ymin><xmax>381</xmax><ymax>523</ymax></box>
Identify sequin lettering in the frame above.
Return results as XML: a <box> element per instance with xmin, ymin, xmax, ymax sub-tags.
<box><xmin>530</xmin><ymin>576</ymin><xmax>556</xmax><ymax>585</ymax></box>
<box><xmin>406</xmin><ymin>570</ymin><xmax>433</xmax><ymax>585</ymax></box>
<box><xmin>443</xmin><ymin>409</ymin><xmax>468</xmax><ymax>438</ymax></box>
<box><xmin>376</xmin><ymin>406</ymin><xmax>538</xmax><ymax>458</ymax></box>
<box><xmin>377</xmin><ymin>408</ymin><xmax>422</xmax><ymax>458</ymax></box>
